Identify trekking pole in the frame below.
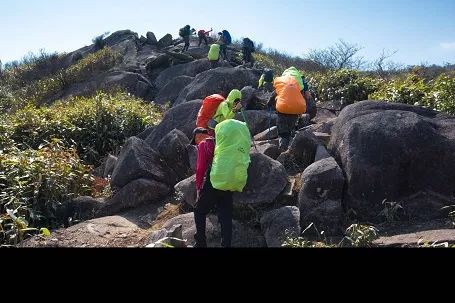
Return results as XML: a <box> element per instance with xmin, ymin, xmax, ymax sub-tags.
<box><xmin>240</xmin><ymin>109</ymin><xmax>259</xmax><ymax>152</ymax></box>
<box><xmin>267</xmin><ymin>107</ymin><xmax>273</xmax><ymax>142</ymax></box>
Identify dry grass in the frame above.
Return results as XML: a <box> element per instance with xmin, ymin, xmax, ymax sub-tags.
<box><xmin>150</xmin><ymin>203</ymin><xmax>184</xmax><ymax>231</ymax></box>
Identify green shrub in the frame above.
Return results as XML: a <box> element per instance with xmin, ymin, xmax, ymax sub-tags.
<box><xmin>65</xmin><ymin>47</ymin><xmax>121</xmax><ymax>84</ymax></box>
<box><xmin>7</xmin><ymin>48</ymin><xmax>121</xmax><ymax>107</ymax></box>
<box><xmin>3</xmin><ymin>91</ymin><xmax>163</xmax><ymax>165</ymax></box>
<box><xmin>0</xmin><ymin>141</ymin><xmax>92</xmax><ymax>246</ymax></box>
<box><xmin>370</xmin><ymin>73</ymin><xmax>428</xmax><ymax>105</ymax></box>
<box><xmin>423</xmin><ymin>74</ymin><xmax>455</xmax><ymax>114</ymax></box>
<box><xmin>309</xmin><ymin>69</ymin><xmax>381</xmax><ymax>102</ymax></box>
<box><xmin>344</xmin><ymin>224</ymin><xmax>379</xmax><ymax>247</ymax></box>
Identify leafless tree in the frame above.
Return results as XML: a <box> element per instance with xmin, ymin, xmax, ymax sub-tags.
<box><xmin>305</xmin><ymin>39</ymin><xmax>365</xmax><ymax>70</ymax></box>
<box><xmin>372</xmin><ymin>49</ymin><xmax>402</xmax><ymax>79</ymax></box>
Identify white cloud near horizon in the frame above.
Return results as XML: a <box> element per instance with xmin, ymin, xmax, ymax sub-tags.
<box><xmin>440</xmin><ymin>42</ymin><xmax>455</xmax><ymax>50</ymax></box>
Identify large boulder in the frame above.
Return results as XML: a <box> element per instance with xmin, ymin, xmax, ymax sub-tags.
<box><xmin>145</xmin><ymin>54</ymin><xmax>171</xmax><ymax>73</ymax></box>
<box><xmin>157</xmin><ymin>129</ymin><xmax>192</xmax><ymax>180</ymax></box>
<box><xmin>185</xmin><ymin>46</ymin><xmax>210</xmax><ymax>59</ymax></box>
<box><xmin>251</xmin><ymin>142</ymin><xmax>281</xmax><ymax>160</ymax></box>
<box><xmin>174</xmin><ymin>175</ymin><xmax>197</xmax><ymax>207</ymax></box>
<box><xmin>174</xmin><ymin>66</ymin><xmax>261</xmax><ymax>105</ymax></box>
<box><xmin>235</xmin><ymin>110</ymin><xmax>277</xmax><ymax>136</ymax></box>
<box><xmin>329</xmin><ymin>101</ymin><xmax>455</xmax><ymax>221</ymax></box>
<box><xmin>234</xmin><ymin>153</ymin><xmax>288</xmax><ymax>205</ymax></box>
<box><xmin>298</xmin><ymin>157</ymin><xmax>345</xmax><ymax>236</ymax></box>
<box><xmin>158</xmin><ymin>34</ymin><xmax>173</xmax><ymax>48</ymax></box>
<box><xmin>313</xmin><ymin>108</ymin><xmax>338</xmax><ymax>124</ymax></box>
<box><xmin>260</xmin><ymin>206</ymin><xmax>301</xmax><ymax>247</ymax></box>
<box><xmin>154</xmin><ymin>59</ymin><xmax>212</xmax><ymax>89</ymax></box>
<box><xmin>154</xmin><ymin>75</ymin><xmax>194</xmax><ymax>105</ymax></box>
<box><xmin>101</xmin><ymin>71</ymin><xmax>154</xmax><ymax>100</ymax></box>
<box><xmin>61</xmin><ymin>71</ymin><xmax>154</xmax><ymax>101</ymax></box>
<box><xmin>241</xmin><ymin>86</ymin><xmax>271</xmax><ymax>110</ymax></box>
<box><xmin>103</xmin><ymin>154</ymin><xmax>118</xmax><ymax>178</ymax></box>
<box><xmin>277</xmin><ymin>130</ymin><xmax>321</xmax><ymax>175</ymax></box>
<box><xmin>254</xmin><ymin>126</ymin><xmax>278</xmax><ymax>141</ymax></box>
<box><xmin>20</xmin><ymin>216</ymin><xmax>146</xmax><ymax>248</ymax></box>
<box><xmin>162</xmin><ymin>213</ymin><xmax>266</xmax><ymax>247</ymax></box>
<box><xmin>98</xmin><ymin>178</ymin><xmax>169</xmax><ymax>216</ymax></box>
<box><xmin>145</xmin><ymin>100</ymin><xmax>202</xmax><ymax>147</ymax></box>
<box><xmin>111</xmin><ymin>137</ymin><xmax>177</xmax><ymax>188</ymax></box>
<box><xmin>146</xmin><ymin>32</ymin><xmax>158</xmax><ymax>45</ymax></box>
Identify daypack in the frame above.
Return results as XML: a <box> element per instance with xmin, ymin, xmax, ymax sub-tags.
<box><xmin>179</xmin><ymin>26</ymin><xmax>190</xmax><ymax>38</ymax></box>
<box><xmin>210</xmin><ymin>119</ymin><xmax>251</xmax><ymax>192</ymax></box>
<box><xmin>208</xmin><ymin>44</ymin><xmax>220</xmax><ymax>61</ymax></box>
<box><xmin>222</xmin><ymin>30</ymin><xmax>232</xmax><ymax>45</ymax></box>
<box><xmin>196</xmin><ymin>94</ymin><xmax>226</xmax><ymax>129</ymax></box>
<box><xmin>264</xmin><ymin>69</ymin><xmax>274</xmax><ymax>83</ymax></box>
<box><xmin>274</xmin><ymin>76</ymin><xmax>307</xmax><ymax>115</ymax></box>
<box><xmin>282</xmin><ymin>67</ymin><xmax>304</xmax><ymax>91</ymax></box>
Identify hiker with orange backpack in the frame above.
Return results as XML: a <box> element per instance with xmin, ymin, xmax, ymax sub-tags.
<box><xmin>193</xmin><ymin>89</ymin><xmax>243</xmax><ymax>145</ymax></box>
<box><xmin>267</xmin><ymin>67</ymin><xmax>308</xmax><ymax>151</ymax></box>
<box><xmin>192</xmin><ymin>119</ymin><xmax>251</xmax><ymax>248</ymax></box>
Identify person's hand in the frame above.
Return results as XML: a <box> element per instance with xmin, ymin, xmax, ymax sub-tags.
<box><xmin>233</xmin><ymin>102</ymin><xmax>243</xmax><ymax>112</ymax></box>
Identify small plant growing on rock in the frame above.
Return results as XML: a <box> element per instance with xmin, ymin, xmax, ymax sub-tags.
<box><xmin>379</xmin><ymin>199</ymin><xmax>404</xmax><ymax>223</ymax></box>
<box><xmin>344</xmin><ymin>224</ymin><xmax>379</xmax><ymax>247</ymax></box>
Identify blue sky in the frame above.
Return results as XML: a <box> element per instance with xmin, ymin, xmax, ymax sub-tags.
<box><xmin>1</xmin><ymin>0</ymin><xmax>454</xmax><ymax>66</ymax></box>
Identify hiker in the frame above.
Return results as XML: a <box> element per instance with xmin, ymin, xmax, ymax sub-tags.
<box><xmin>258</xmin><ymin>69</ymin><xmax>274</xmax><ymax>92</ymax></box>
<box><xmin>282</xmin><ymin>66</ymin><xmax>317</xmax><ymax>119</ymax></box>
<box><xmin>198</xmin><ymin>28</ymin><xmax>213</xmax><ymax>46</ymax></box>
<box><xmin>267</xmin><ymin>69</ymin><xmax>307</xmax><ymax>151</ymax></box>
<box><xmin>179</xmin><ymin>25</ymin><xmax>195</xmax><ymax>52</ymax></box>
<box><xmin>207</xmin><ymin>43</ymin><xmax>220</xmax><ymax>68</ymax></box>
<box><xmin>242</xmin><ymin>37</ymin><xmax>255</xmax><ymax>65</ymax></box>
<box><xmin>193</xmin><ymin>89</ymin><xmax>242</xmax><ymax>145</ymax></box>
<box><xmin>212</xmin><ymin>89</ymin><xmax>242</xmax><ymax>125</ymax></box>
<box><xmin>193</xmin><ymin>119</ymin><xmax>252</xmax><ymax>248</ymax></box>
<box><xmin>217</xmin><ymin>30</ymin><xmax>232</xmax><ymax>61</ymax></box>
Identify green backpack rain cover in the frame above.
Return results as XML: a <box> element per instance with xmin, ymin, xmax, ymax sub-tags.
<box><xmin>210</xmin><ymin>119</ymin><xmax>252</xmax><ymax>192</ymax></box>
<box><xmin>282</xmin><ymin>67</ymin><xmax>304</xmax><ymax>91</ymax></box>
<box><xmin>208</xmin><ymin>44</ymin><xmax>220</xmax><ymax>61</ymax></box>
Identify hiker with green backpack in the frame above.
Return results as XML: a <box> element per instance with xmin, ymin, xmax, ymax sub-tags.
<box><xmin>192</xmin><ymin>119</ymin><xmax>252</xmax><ymax>248</ymax></box>
<box><xmin>179</xmin><ymin>25</ymin><xmax>196</xmax><ymax>52</ymax></box>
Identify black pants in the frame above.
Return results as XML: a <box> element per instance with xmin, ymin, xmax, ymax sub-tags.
<box><xmin>198</xmin><ymin>35</ymin><xmax>208</xmax><ymax>46</ymax></box>
<box><xmin>194</xmin><ymin>178</ymin><xmax>234</xmax><ymax>248</ymax></box>
<box><xmin>243</xmin><ymin>47</ymin><xmax>252</xmax><ymax>63</ymax></box>
<box><xmin>220</xmin><ymin>45</ymin><xmax>227</xmax><ymax>61</ymax></box>
<box><xmin>277</xmin><ymin>113</ymin><xmax>299</xmax><ymax>151</ymax></box>
<box><xmin>183</xmin><ymin>36</ymin><xmax>190</xmax><ymax>51</ymax></box>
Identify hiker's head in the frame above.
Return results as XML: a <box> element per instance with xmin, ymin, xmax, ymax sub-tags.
<box><xmin>191</xmin><ymin>127</ymin><xmax>210</xmax><ymax>145</ymax></box>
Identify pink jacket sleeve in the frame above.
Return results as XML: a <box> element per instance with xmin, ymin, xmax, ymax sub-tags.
<box><xmin>196</xmin><ymin>139</ymin><xmax>215</xmax><ymax>191</ymax></box>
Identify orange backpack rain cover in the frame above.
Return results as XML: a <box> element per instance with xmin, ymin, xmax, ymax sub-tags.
<box><xmin>274</xmin><ymin>76</ymin><xmax>307</xmax><ymax>115</ymax></box>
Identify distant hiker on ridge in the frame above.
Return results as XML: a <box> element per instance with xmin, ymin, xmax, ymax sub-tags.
<box><xmin>242</xmin><ymin>37</ymin><xmax>255</xmax><ymax>66</ymax></box>
<box><xmin>198</xmin><ymin>28</ymin><xmax>213</xmax><ymax>46</ymax></box>
<box><xmin>179</xmin><ymin>25</ymin><xmax>196</xmax><ymax>52</ymax></box>
<box><xmin>216</xmin><ymin>30</ymin><xmax>232</xmax><ymax>61</ymax></box>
